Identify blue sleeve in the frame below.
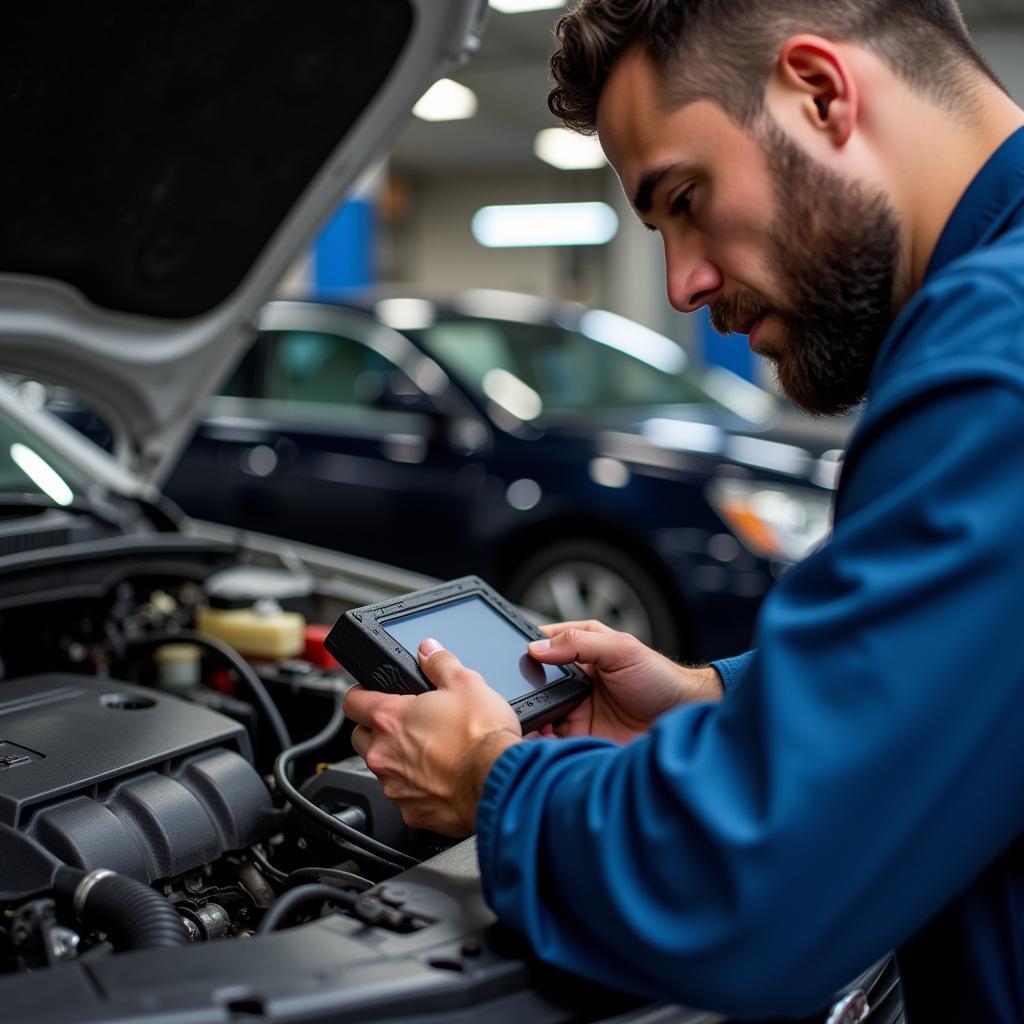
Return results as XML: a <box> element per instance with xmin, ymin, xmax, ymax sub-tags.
<box><xmin>476</xmin><ymin>357</ymin><xmax>1024</xmax><ymax>1017</ymax></box>
<box><xmin>710</xmin><ymin>650</ymin><xmax>756</xmax><ymax>693</ymax></box>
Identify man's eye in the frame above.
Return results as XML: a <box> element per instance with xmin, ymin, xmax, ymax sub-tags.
<box><xmin>669</xmin><ymin>188</ymin><xmax>695</xmax><ymax>216</ymax></box>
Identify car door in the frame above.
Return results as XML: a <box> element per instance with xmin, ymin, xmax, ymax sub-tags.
<box><xmin>170</xmin><ymin>304</ymin><xmax>489</xmax><ymax>575</ymax></box>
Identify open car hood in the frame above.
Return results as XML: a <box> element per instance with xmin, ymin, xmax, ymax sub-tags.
<box><xmin>0</xmin><ymin>0</ymin><xmax>486</xmax><ymax>484</ymax></box>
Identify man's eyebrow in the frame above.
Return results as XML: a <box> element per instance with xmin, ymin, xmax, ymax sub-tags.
<box><xmin>632</xmin><ymin>162</ymin><xmax>687</xmax><ymax>215</ymax></box>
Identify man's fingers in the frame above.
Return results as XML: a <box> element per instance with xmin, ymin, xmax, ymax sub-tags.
<box><xmin>351</xmin><ymin>723</ymin><xmax>372</xmax><ymax>758</ymax></box>
<box><xmin>417</xmin><ymin>638</ymin><xmax>479</xmax><ymax>689</ymax></box>
<box><xmin>529</xmin><ymin>625</ymin><xmax>642</xmax><ymax>670</ymax></box>
<box><xmin>344</xmin><ymin>684</ymin><xmax>404</xmax><ymax>726</ymax></box>
<box><xmin>539</xmin><ymin>619</ymin><xmax>615</xmax><ymax>638</ymax></box>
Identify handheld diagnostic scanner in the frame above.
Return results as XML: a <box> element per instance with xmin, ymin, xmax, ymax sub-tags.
<box><xmin>325</xmin><ymin>576</ymin><xmax>591</xmax><ymax>732</ymax></box>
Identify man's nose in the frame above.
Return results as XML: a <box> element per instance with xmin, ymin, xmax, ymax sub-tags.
<box><xmin>665</xmin><ymin>243</ymin><xmax>723</xmax><ymax>314</ymax></box>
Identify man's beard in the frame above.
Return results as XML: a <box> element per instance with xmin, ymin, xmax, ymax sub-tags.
<box><xmin>710</xmin><ymin>119</ymin><xmax>902</xmax><ymax>417</ymax></box>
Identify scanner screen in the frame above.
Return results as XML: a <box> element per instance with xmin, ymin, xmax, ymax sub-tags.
<box><xmin>382</xmin><ymin>595</ymin><xmax>568</xmax><ymax>701</ymax></box>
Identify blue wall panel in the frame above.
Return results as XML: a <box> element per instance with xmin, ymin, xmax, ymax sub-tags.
<box><xmin>699</xmin><ymin>307</ymin><xmax>755</xmax><ymax>381</ymax></box>
<box><xmin>313</xmin><ymin>198</ymin><xmax>374</xmax><ymax>297</ymax></box>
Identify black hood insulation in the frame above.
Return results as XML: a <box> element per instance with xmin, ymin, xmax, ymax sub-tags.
<box><xmin>0</xmin><ymin>0</ymin><xmax>413</xmax><ymax>319</ymax></box>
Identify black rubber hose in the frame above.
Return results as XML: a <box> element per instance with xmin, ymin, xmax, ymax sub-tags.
<box><xmin>256</xmin><ymin>883</ymin><xmax>357</xmax><ymax>934</ymax></box>
<box><xmin>286</xmin><ymin>866</ymin><xmax>373</xmax><ymax>892</ymax></box>
<box><xmin>54</xmin><ymin>866</ymin><xmax>188</xmax><ymax>951</ymax></box>
<box><xmin>274</xmin><ymin>690</ymin><xmax>419</xmax><ymax>871</ymax></box>
<box><xmin>127</xmin><ymin>629</ymin><xmax>292</xmax><ymax>753</ymax></box>
<box><xmin>249</xmin><ymin>845</ymin><xmax>289</xmax><ymax>883</ymax></box>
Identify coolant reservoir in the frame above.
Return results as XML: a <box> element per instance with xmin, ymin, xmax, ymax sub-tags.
<box><xmin>198</xmin><ymin>565</ymin><xmax>313</xmax><ymax>660</ymax></box>
<box><xmin>197</xmin><ymin>599</ymin><xmax>306</xmax><ymax>660</ymax></box>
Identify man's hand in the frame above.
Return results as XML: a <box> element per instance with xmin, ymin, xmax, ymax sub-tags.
<box><xmin>528</xmin><ymin>620</ymin><xmax>723</xmax><ymax>744</ymax></box>
<box><xmin>344</xmin><ymin>638</ymin><xmax>522</xmax><ymax>837</ymax></box>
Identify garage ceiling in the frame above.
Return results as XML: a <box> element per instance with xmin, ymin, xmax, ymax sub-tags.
<box><xmin>390</xmin><ymin>0</ymin><xmax>1024</xmax><ymax>174</ymax></box>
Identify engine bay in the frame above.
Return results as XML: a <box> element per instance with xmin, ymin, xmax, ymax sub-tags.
<box><xmin>0</xmin><ymin>534</ymin><xmax>453</xmax><ymax>977</ymax></box>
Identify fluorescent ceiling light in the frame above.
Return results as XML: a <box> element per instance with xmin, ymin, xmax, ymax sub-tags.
<box><xmin>413</xmin><ymin>79</ymin><xmax>477</xmax><ymax>122</ymax></box>
<box><xmin>472</xmin><ymin>202</ymin><xmax>619</xmax><ymax>248</ymax></box>
<box><xmin>534</xmin><ymin>127</ymin><xmax>607</xmax><ymax>170</ymax></box>
<box><xmin>10</xmin><ymin>443</ymin><xmax>73</xmax><ymax>506</ymax></box>
<box><xmin>490</xmin><ymin>0</ymin><xmax>564</xmax><ymax>12</ymax></box>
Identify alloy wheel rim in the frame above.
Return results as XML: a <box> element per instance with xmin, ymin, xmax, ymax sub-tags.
<box><xmin>519</xmin><ymin>560</ymin><xmax>655</xmax><ymax>644</ymax></box>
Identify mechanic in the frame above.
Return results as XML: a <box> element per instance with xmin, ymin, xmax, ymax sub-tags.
<box><xmin>345</xmin><ymin>1</ymin><xmax>1024</xmax><ymax>1018</ymax></box>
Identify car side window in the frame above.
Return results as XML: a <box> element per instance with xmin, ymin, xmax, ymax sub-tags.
<box><xmin>219</xmin><ymin>343</ymin><xmax>259</xmax><ymax>398</ymax></box>
<box><xmin>261</xmin><ymin>329</ymin><xmax>416</xmax><ymax>408</ymax></box>
<box><xmin>413</xmin><ymin>318</ymin><xmax>708</xmax><ymax>412</ymax></box>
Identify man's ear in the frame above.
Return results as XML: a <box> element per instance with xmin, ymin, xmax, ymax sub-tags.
<box><xmin>772</xmin><ymin>34</ymin><xmax>858</xmax><ymax>148</ymax></box>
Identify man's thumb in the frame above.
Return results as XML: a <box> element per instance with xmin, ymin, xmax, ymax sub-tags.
<box><xmin>418</xmin><ymin>637</ymin><xmax>445</xmax><ymax>660</ymax></box>
<box><xmin>417</xmin><ymin>638</ymin><xmax>470</xmax><ymax>688</ymax></box>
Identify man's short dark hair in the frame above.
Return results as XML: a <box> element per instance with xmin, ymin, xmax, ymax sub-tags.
<box><xmin>549</xmin><ymin>0</ymin><xmax>1002</xmax><ymax>134</ymax></box>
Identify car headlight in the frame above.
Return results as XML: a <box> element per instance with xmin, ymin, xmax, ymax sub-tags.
<box><xmin>706</xmin><ymin>478</ymin><xmax>833</xmax><ymax>563</ymax></box>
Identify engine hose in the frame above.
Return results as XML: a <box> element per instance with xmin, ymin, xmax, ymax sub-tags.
<box><xmin>54</xmin><ymin>866</ymin><xmax>188</xmax><ymax>951</ymax></box>
<box><xmin>286</xmin><ymin>866</ymin><xmax>373</xmax><ymax>893</ymax></box>
<box><xmin>256</xmin><ymin>883</ymin><xmax>357</xmax><ymax>934</ymax></box>
<box><xmin>273</xmin><ymin>690</ymin><xmax>419</xmax><ymax>871</ymax></box>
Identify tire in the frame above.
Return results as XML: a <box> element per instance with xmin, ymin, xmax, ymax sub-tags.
<box><xmin>505</xmin><ymin>538</ymin><xmax>684</xmax><ymax>656</ymax></box>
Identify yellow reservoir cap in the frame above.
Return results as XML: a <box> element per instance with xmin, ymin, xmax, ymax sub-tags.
<box><xmin>196</xmin><ymin>602</ymin><xmax>305</xmax><ymax>660</ymax></box>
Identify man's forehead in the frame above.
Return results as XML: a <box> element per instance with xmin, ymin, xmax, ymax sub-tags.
<box><xmin>595</xmin><ymin>47</ymin><xmax>667</xmax><ymax>161</ymax></box>
<box><xmin>599</xmin><ymin>84</ymin><xmax>740</xmax><ymax>204</ymax></box>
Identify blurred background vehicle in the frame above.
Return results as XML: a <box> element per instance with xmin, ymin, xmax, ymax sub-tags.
<box><xmin>62</xmin><ymin>291</ymin><xmax>850</xmax><ymax>661</ymax></box>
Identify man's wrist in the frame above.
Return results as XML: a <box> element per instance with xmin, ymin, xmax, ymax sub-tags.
<box><xmin>457</xmin><ymin>728</ymin><xmax>521</xmax><ymax>833</ymax></box>
<box><xmin>677</xmin><ymin>663</ymin><xmax>726</xmax><ymax>703</ymax></box>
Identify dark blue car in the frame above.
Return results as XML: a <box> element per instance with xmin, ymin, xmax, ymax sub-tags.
<box><xmin>161</xmin><ymin>292</ymin><xmax>847</xmax><ymax>661</ymax></box>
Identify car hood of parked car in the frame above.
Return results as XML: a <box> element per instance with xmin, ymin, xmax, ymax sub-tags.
<box><xmin>0</xmin><ymin>0</ymin><xmax>485</xmax><ymax>486</ymax></box>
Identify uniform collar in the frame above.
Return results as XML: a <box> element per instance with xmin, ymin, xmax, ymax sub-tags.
<box><xmin>925</xmin><ymin>125</ymin><xmax>1024</xmax><ymax>281</ymax></box>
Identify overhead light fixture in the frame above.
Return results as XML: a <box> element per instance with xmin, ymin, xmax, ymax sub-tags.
<box><xmin>412</xmin><ymin>79</ymin><xmax>478</xmax><ymax>122</ymax></box>
<box><xmin>472</xmin><ymin>202</ymin><xmax>619</xmax><ymax>248</ymax></box>
<box><xmin>490</xmin><ymin>0</ymin><xmax>565</xmax><ymax>12</ymax></box>
<box><xmin>10</xmin><ymin>443</ymin><xmax>73</xmax><ymax>506</ymax></box>
<box><xmin>534</xmin><ymin>127</ymin><xmax>607</xmax><ymax>170</ymax></box>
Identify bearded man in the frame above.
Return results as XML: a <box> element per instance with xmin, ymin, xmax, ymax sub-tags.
<box><xmin>345</xmin><ymin>2</ymin><xmax>1024</xmax><ymax>1018</ymax></box>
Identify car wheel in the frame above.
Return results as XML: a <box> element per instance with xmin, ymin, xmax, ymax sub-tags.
<box><xmin>505</xmin><ymin>539</ymin><xmax>684</xmax><ymax>655</ymax></box>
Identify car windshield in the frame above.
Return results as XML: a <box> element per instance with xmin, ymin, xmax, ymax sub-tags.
<box><xmin>408</xmin><ymin>315</ymin><xmax>716</xmax><ymax>418</ymax></box>
<box><xmin>0</xmin><ymin>402</ymin><xmax>90</xmax><ymax>505</ymax></box>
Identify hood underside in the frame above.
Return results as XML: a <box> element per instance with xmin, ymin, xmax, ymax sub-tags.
<box><xmin>0</xmin><ymin>0</ymin><xmax>485</xmax><ymax>483</ymax></box>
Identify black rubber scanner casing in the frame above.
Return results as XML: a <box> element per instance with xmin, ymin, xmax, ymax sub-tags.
<box><xmin>325</xmin><ymin>576</ymin><xmax>591</xmax><ymax>732</ymax></box>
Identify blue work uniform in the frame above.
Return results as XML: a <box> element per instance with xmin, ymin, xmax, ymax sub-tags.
<box><xmin>475</xmin><ymin>126</ymin><xmax>1024</xmax><ymax>1021</ymax></box>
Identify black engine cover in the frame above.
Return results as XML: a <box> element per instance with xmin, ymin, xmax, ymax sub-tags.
<box><xmin>0</xmin><ymin>675</ymin><xmax>272</xmax><ymax>882</ymax></box>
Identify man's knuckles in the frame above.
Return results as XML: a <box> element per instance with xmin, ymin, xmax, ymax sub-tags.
<box><xmin>419</xmin><ymin>648</ymin><xmax>459</xmax><ymax>678</ymax></box>
<box><xmin>363</xmin><ymin>745</ymin><xmax>390</xmax><ymax>776</ymax></box>
<box><xmin>423</xmin><ymin>651</ymin><xmax>483</xmax><ymax>689</ymax></box>
<box><xmin>380</xmin><ymin>778</ymin><xmax>406</xmax><ymax>803</ymax></box>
